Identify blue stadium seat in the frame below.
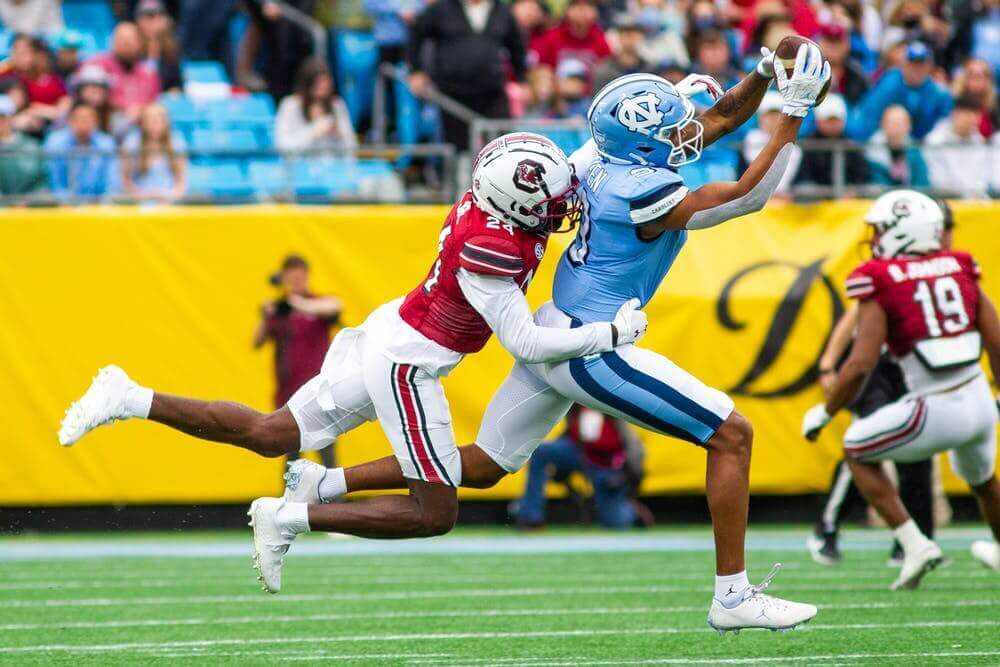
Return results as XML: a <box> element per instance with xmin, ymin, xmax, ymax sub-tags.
<box><xmin>191</xmin><ymin>127</ymin><xmax>259</xmax><ymax>153</ymax></box>
<box><xmin>159</xmin><ymin>95</ymin><xmax>200</xmax><ymax>123</ymax></box>
<box><xmin>204</xmin><ymin>94</ymin><xmax>275</xmax><ymax>124</ymax></box>
<box><xmin>248</xmin><ymin>160</ymin><xmax>288</xmax><ymax>196</ymax></box>
<box><xmin>333</xmin><ymin>30</ymin><xmax>378</xmax><ymax>129</ymax></box>
<box><xmin>187</xmin><ymin>163</ymin><xmax>253</xmax><ymax>198</ymax></box>
<box><xmin>182</xmin><ymin>61</ymin><xmax>230</xmax><ymax>85</ymax></box>
<box><xmin>0</xmin><ymin>30</ymin><xmax>12</xmax><ymax>61</ymax></box>
<box><xmin>62</xmin><ymin>0</ymin><xmax>115</xmax><ymax>53</ymax></box>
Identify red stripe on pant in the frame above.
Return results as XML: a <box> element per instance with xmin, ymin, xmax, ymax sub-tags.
<box><xmin>848</xmin><ymin>400</ymin><xmax>926</xmax><ymax>456</ymax></box>
<box><xmin>395</xmin><ymin>363</ymin><xmax>442</xmax><ymax>483</ymax></box>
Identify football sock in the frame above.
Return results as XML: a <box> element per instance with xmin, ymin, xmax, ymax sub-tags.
<box><xmin>715</xmin><ymin>570</ymin><xmax>750</xmax><ymax>608</ymax></box>
<box><xmin>892</xmin><ymin>519</ymin><xmax>931</xmax><ymax>556</ymax></box>
<box><xmin>276</xmin><ymin>501</ymin><xmax>311</xmax><ymax>538</ymax></box>
<box><xmin>318</xmin><ymin>468</ymin><xmax>347</xmax><ymax>502</ymax></box>
<box><xmin>127</xmin><ymin>386</ymin><xmax>154</xmax><ymax>419</ymax></box>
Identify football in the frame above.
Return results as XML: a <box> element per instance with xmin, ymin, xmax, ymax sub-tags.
<box><xmin>775</xmin><ymin>34</ymin><xmax>832</xmax><ymax>105</ymax></box>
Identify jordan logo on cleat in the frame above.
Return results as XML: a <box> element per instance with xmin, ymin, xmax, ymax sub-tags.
<box><xmin>726</xmin><ymin>585</ymin><xmax>736</xmax><ymax>596</ymax></box>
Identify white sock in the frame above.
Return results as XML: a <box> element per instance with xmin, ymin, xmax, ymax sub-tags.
<box><xmin>715</xmin><ymin>570</ymin><xmax>750</xmax><ymax>608</ymax></box>
<box><xmin>276</xmin><ymin>501</ymin><xmax>311</xmax><ymax>539</ymax></box>
<box><xmin>126</xmin><ymin>386</ymin><xmax>154</xmax><ymax>419</ymax></box>
<box><xmin>892</xmin><ymin>519</ymin><xmax>932</xmax><ymax>556</ymax></box>
<box><xmin>318</xmin><ymin>467</ymin><xmax>347</xmax><ymax>502</ymax></box>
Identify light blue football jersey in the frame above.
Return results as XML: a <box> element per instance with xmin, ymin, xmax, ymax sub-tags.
<box><xmin>553</xmin><ymin>142</ymin><xmax>690</xmax><ymax>324</ymax></box>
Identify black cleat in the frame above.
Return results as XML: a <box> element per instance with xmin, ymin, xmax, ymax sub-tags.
<box><xmin>807</xmin><ymin>530</ymin><xmax>842</xmax><ymax>566</ymax></box>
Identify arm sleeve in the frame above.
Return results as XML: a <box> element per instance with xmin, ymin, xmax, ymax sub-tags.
<box><xmin>845</xmin><ymin>265</ymin><xmax>876</xmax><ymax>301</ymax></box>
<box><xmin>456</xmin><ymin>269</ymin><xmax>615</xmax><ymax>364</ymax></box>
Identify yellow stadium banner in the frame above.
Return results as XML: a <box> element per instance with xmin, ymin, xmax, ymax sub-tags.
<box><xmin>1</xmin><ymin>202</ymin><xmax>998</xmax><ymax>505</ymax></box>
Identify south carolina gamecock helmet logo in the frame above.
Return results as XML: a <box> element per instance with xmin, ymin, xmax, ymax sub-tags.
<box><xmin>617</xmin><ymin>93</ymin><xmax>664</xmax><ymax>133</ymax></box>
<box><xmin>512</xmin><ymin>159</ymin><xmax>547</xmax><ymax>194</ymax></box>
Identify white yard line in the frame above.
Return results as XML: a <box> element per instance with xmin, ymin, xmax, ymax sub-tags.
<box><xmin>1</xmin><ymin>621</ymin><xmax>997</xmax><ymax>654</ymax></box>
<box><xmin>1</xmin><ymin>599</ymin><xmax>997</xmax><ymax>632</ymax></box>
<box><xmin>432</xmin><ymin>651</ymin><xmax>1000</xmax><ymax>667</ymax></box>
<box><xmin>4</xmin><ymin>579</ymin><xmax>995</xmax><ymax>609</ymax></box>
<box><xmin>0</xmin><ymin>566</ymin><xmax>989</xmax><ymax>592</ymax></box>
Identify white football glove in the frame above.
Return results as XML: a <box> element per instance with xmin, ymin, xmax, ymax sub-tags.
<box><xmin>755</xmin><ymin>46</ymin><xmax>776</xmax><ymax>79</ymax></box>
<box><xmin>675</xmin><ymin>73</ymin><xmax>724</xmax><ymax>101</ymax></box>
<box><xmin>773</xmin><ymin>43</ymin><xmax>831</xmax><ymax>118</ymax></box>
<box><xmin>802</xmin><ymin>403</ymin><xmax>832</xmax><ymax>442</ymax></box>
<box><xmin>611</xmin><ymin>298</ymin><xmax>648</xmax><ymax>347</ymax></box>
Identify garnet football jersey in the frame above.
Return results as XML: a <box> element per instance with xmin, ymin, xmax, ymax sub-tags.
<box><xmin>845</xmin><ymin>250</ymin><xmax>981</xmax><ymax>358</ymax></box>
<box><xmin>398</xmin><ymin>192</ymin><xmax>549</xmax><ymax>354</ymax></box>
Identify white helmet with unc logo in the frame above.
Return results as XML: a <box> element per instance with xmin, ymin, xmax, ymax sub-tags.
<box><xmin>587</xmin><ymin>73</ymin><xmax>703</xmax><ymax>168</ymax></box>
<box><xmin>864</xmin><ymin>190</ymin><xmax>944</xmax><ymax>259</ymax></box>
<box><xmin>471</xmin><ymin>132</ymin><xmax>581</xmax><ymax>234</ymax></box>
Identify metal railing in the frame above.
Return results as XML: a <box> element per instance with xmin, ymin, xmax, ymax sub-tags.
<box><xmin>470</xmin><ymin>118</ymin><xmax>1000</xmax><ymax>201</ymax></box>
<box><xmin>0</xmin><ymin>144</ymin><xmax>457</xmax><ymax>206</ymax></box>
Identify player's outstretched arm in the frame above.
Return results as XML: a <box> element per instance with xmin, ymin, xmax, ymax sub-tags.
<box><xmin>456</xmin><ymin>269</ymin><xmax>647</xmax><ymax>363</ymax></box>
<box><xmin>694</xmin><ymin>68</ymin><xmax>771</xmax><ymax>148</ymax></box>
<box><xmin>641</xmin><ymin>44</ymin><xmax>829</xmax><ymax>238</ymax></box>
<box><xmin>976</xmin><ymin>288</ymin><xmax>1000</xmax><ymax>389</ymax></box>
<box><xmin>818</xmin><ymin>305</ymin><xmax>859</xmax><ymax>396</ymax></box>
<box><xmin>803</xmin><ymin>300</ymin><xmax>887</xmax><ymax>441</ymax></box>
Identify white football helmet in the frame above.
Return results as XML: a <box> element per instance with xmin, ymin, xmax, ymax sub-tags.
<box><xmin>864</xmin><ymin>190</ymin><xmax>944</xmax><ymax>259</ymax></box>
<box><xmin>471</xmin><ymin>132</ymin><xmax>581</xmax><ymax>234</ymax></box>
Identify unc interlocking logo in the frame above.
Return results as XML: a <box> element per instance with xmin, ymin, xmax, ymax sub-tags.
<box><xmin>617</xmin><ymin>93</ymin><xmax>663</xmax><ymax>133</ymax></box>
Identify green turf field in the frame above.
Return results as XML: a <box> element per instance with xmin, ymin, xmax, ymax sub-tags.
<box><xmin>1</xmin><ymin>526</ymin><xmax>997</xmax><ymax>665</ymax></box>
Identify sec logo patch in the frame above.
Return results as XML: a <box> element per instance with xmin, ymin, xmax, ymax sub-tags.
<box><xmin>534</xmin><ymin>243</ymin><xmax>544</xmax><ymax>260</ymax></box>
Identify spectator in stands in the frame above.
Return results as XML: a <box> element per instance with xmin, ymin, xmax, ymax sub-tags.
<box><xmin>0</xmin><ymin>94</ymin><xmax>46</xmax><ymax>196</ymax></box>
<box><xmin>0</xmin><ymin>0</ymin><xmax>63</xmax><ymax>34</ymax></box>
<box><xmin>246</xmin><ymin>0</ymin><xmax>318</xmax><ymax>101</ymax></box>
<box><xmin>275</xmin><ymin>58</ymin><xmax>357</xmax><ymax>153</ymax></box>
<box><xmin>177</xmin><ymin>0</ymin><xmax>238</xmax><ymax>68</ymax></box>
<box><xmin>545</xmin><ymin>58</ymin><xmax>590</xmax><ymax>119</ymax></box>
<box><xmin>512</xmin><ymin>0</ymin><xmax>549</xmax><ymax>54</ymax></box>
<box><xmin>885</xmin><ymin>0</ymin><xmax>950</xmax><ymax>59</ymax></box>
<box><xmin>87</xmin><ymin>22</ymin><xmax>162</xmax><ymax>122</ymax></box>
<box><xmin>254</xmin><ymin>254</ymin><xmax>342</xmax><ymax>473</ymax></box>
<box><xmin>817</xmin><ymin>21</ymin><xmax>870</xmax><ymax>104</ymax></box>
<box><xmin>864</xmin><ymin>104</ymin><xmax>929</xmax><ymax>188</ymax></box>
<box><xmin>592</xmin><ymin>14</ymin><xmax>648</xmax><ymax>93</ymax></box>
<box><xmin>820</xmin><ymin>0</ymin><xmax>881</xmax><ymax>75</ymax></box>
<box><xmin>743</xmin><ymin>90</ymin><xmax>801</xmax><ymax>197</ymax></box>
<box><xmin>924</xmin><ymin>94</ymin><xmax>991</xmax><ymax>199</ymax></box>
<box><xmin>690</xmin><ymin>29</ymin><xmax>739</xmax><ymax>91</ymax></box>
<box><xmin>849</xmin><ymin>40</ymin><xmax>953</xmax><ymax>141</ymax></box>
<box><xmin>0</xmin><ymin>77</ymin><xmax>45</xmax><ymax>138</ymax></box>
<box><xmin>365</xmin><ymin>0</ymin><xmax>425</xmax><ymax>68</ymax></box>
<box><xmin>633</xmin><ymin>0</ymin><xmax>688</xmax><ymax>68</ymax></box>
<box><xmin>796</xmin><ymin>94</ymin><xmax>868</xmax><ymax>188</ymax></box>
<box><xmin>53</xmin><ymin>30</ymin><xmax>86</xmax><ymax>82</ymax></box>
<box><xmin>530</xmin><ymin>0</ymin><xmax>610</xmax><ymax>78</ymax></box>
<box><xmin>951</xmin><ymin>57</ymin><xmax>999</xmax><ymax>138</ymax></box>
<box><xmin>516</xmin><ymin>406</ymin><xmax>647</xmax><ymax>530</ymax></box>
<box><xmin>44</xmin><ymin>102</ymin><xmax>118</xmax><ymax>200</ymax></box>
<box><xmin>407</xmin><ymin>0</ymin><xmax>526</xmax><ymax>150</ymax></box>
<box><xmin>121</xmin><ymin>103</ymin><xmax>187</xmax><ymax>202</ymax></box>
<box><xmin>0</xmin><ymin>35</ymin><xmax>69</xmax><ymax>129</ymax></box>
<box><xmin>69</xmin><ymin>64</ymin><xmax>130</xmax><ymax>140</ymax></box>
<box><xmin>135</xmin><ymin>0</ymin><xmax>182</xmax><ymax>93</ymax></box>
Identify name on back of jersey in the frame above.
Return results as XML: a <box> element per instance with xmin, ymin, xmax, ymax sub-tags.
<box><xmin>885</xmin><ymin>255</ymin><xmax>962</xmax><ymax>283</ymax></box>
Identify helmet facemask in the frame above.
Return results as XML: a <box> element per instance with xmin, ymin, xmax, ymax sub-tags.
<box><xmin>516</xmin><ymin>176</ymin><xmax>583</xmax><ymax>234</ymax></box>
<box><xmin>654</xmin><ymin>97</ymin><xmax>704</xmax><ymax>168</ymax></box>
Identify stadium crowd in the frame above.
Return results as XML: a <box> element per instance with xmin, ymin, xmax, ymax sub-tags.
<box><xmin>0</xmin><ymin>0</ymin><xmax>999</xmax><ymax>201</ymax></box>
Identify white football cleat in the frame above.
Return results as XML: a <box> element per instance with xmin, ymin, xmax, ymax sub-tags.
<box><xmin>58</xmin><ymin>365</ymin><xmax>140</xmax><ymax>446</ymax></box>
<box><xmin>971</xmin><ymin>540</ymin><xmax>1000</xmax><ymax>571</ymax></box>
<box><xmin>248</xmin><ymin>497</ymin><xmax>296</xmax><ymax>594</ymax></box>
<box><xmin>283</xmin><ymin>459</ymin><xmax>327</xmax><ymax>504</ymax></box>
<box><xmin>890</xmin><ymin>541</ymin><xmax>944</xmax><ymax>590</ymax></box>
<box><xmin>707</xmin><ymin>564</ymin><xmax>817</xmax><ymax>635</ymax></box>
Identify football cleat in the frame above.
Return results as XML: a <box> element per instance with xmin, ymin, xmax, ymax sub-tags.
<box><xmin>707</xmin><ymin>564</ymin><xmax>818</xmax><ymax>634</ymax></box>
<box><xmin>807</xmin><ymin>530</ymin><xmax>842</xmax><ymax>566</ymax></box>
<box><xmin>971</xmin><ymin>540</ymin><xmax>1000</xmax><ymax>571</ymax></box>
<box><xmin>283</xmin><ymin>459</ymin><xmax>327</xmax><ymax>504</ymax></box>
<box><xmin>58</xmin><ymin>365</ymin><xmax>140</xmax><ymax>446</ymax></box>
<box><xmin>886</xmin><ymin>542</ymin><xmax>904</xmax><ymax>568</ymax></box>
<box><xmin>890</xmin><ymin>541</ymin><xmax>944</xmax><ymax>590</ymax></box>
<box><xmin>248</xmin><ymin>497</ymin><xmax>296</xmax><ymax>594</ymax></box>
